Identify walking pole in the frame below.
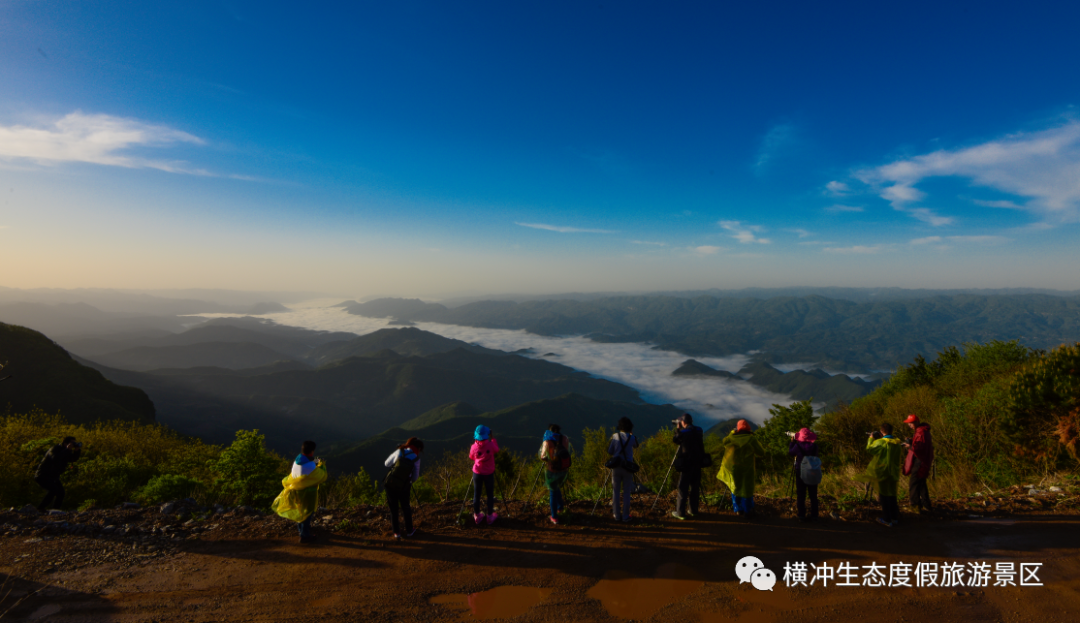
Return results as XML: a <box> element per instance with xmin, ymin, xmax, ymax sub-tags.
<box><xmin>650</xmin><ymin>449</ymin><xmax>681</xmax><ymax>512</ymax></box>
<box><xmin>526</xmin><ymin>463</ymin><xmax>545</xmax><ymax>509</ymax></box>
<box><xmin>458</xmin><ymin>477</ymin><xmax>474</xmax><ymax>520</ymax></box>
<box><xmin>591</xmin><ymin>475</ymin><xmax>610</xmax><ymax>517</ymax></box>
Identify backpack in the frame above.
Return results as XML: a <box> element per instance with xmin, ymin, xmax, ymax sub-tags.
<box><xmin>605</xmin><ymin>433</ymin><xmax>640</xmax><ymax>473</ymax></box>
<box><xmin>800</xmin><ymin>456</ymin><xmax>823</xmax><ymax>485</ymax></box>
<box><xmin>384</xmin><ymin>452</ymin><xmax>416</xmax><ymax>491</ymax></box>
<box><xmin>550</xmin><ymin>435</ymin><xmax>572</xmax><ymax>472</ymax></box>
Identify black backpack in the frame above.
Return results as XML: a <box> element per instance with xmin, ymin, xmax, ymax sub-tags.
<box><xmin>384</xmin><ymin>452</ymin><xmax>415</xmax><ymax>490</ymax></box>
<box><xmin>550</xmin><ymin>435</ymin><xmax>572</xmax><ymax>472</ymax></box>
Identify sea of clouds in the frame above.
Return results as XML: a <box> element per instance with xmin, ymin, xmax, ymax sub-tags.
<box><xmin>200</xmin><ymin>301</ymin><xmax>796</xmax><ymax>426</ymax></box>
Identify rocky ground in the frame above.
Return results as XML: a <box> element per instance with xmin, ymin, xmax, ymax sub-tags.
<box><xmin>2</xmin><ymin>485</ymin><xmax>1079</xmax><ymax>622</ymax></box>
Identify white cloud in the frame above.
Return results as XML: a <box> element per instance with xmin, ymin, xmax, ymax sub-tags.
<box><xmin>630</xmin><ymin>240</ymin><xmax>666</xmax><ymax>246</ymax></box>
<box><xmin>0</xmin><ymin>111</ymin><xmax>208</xmax><ymax>173</ymax></box>
<box><xmin>824</xmin><ymin>204</ymin><xmax>864</xmax><ymax>213</ymax></box>
<box><xmin>825</xmin><ymin>180</ymin><xmax>851</xmax><ymax>196</ymax></box>
<box><xmin>516</xmin><ymin>222</ymin><xmax>618</xmax><ymax>234</ymax></box>
<box><xmin>693</xmin><ymin>245</ymin><xmax>723</xmax><ymax>255</ymax></box>
<box><xmin>910</xmin><ymin>235</ymin><xmax>1009</xmax><ymax>246</ymax></box>
<box><xmin>971</xmin><ymin>198</ymin><xmax>1023</xmax><ymax>209</ymax></box>
<box><xmin>755</xmin><ymin>123</ymin><xmax>796</xmax><ymax>173</ymax></box>
<box><xmin>719</xmin><ymin>220</ymin><xmax>771</xmax><ymax>244</ymax></box>
<box><xmin>786</xmin><ymin>228</ymin><xmax>813</xmax><ymax>238</ymax></box>
<box><xmin>823</xmin><ymin>245</ymin><xmax>887</xmax><ymax>254</ymax></box>
<box><xmin>857</xmin><ymin>120</ymin><xmax>1080</xmax><ymax>224</ymax></box>
<box><xmin>907</xmin><ymin>207</ymin><xmax>954</xmax><ymax>226</ymax></box>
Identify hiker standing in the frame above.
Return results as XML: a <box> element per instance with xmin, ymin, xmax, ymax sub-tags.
<box><xmin>717</xmin><ymin>420</ymin><xmax>765</xmax><ymax>517</ymax></box>
<box><xmin>469</xmin><ymin>426</ymin><xmax>500</xmax><ymax>525</ymax></box>
<box><xmin>671</xmin><ymin>414</ymin><xmax>707</xmax><ymax>520</ymax></box>
<box><xmin>863</xmin><ymin>423</ymin><xmax>904</xmax><ymax>527</ymax></box>
<box><xmin>607</xmin><ymin>417</ymin><xmax>639</xmax><ymax>522</ymax></box>
<box><xmin>902</xmin><ymin>414</ymin><xmax>934</xmax><ymax>514</ymax></box>
<box><xmin>271</xmin><ymin>440</ymin><xmax>327</xmax><ymax>543</ymax></box>
<box><xmin>539</xmin><ymin>424</ymin><xmax>571</xmax><ymax>525</ymax></box>
<box><xmin>35</xmin><ymin>436</ymin><xmax>82</xmax><ymax>511</ymax></box>
<box><xmin>788</xmin><ymin>428</ymin><xmax>820</xmax><ymax>522</ymax></box>
<box><xmin>384</xmin><ymin>437</ymin><xmax>424</xmax><ymax>539</ymax></box>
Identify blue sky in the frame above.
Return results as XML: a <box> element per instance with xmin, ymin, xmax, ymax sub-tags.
<box><xmin>2</xmin><ymin>1</ymin><xmax>1079</xmax><ymax>296</ymax></box>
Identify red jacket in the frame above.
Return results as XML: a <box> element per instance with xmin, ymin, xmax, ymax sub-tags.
<box><xmin>903</xmin><ymin>424</ymin><xmax>933</xmax><ymax>478</ymax></box>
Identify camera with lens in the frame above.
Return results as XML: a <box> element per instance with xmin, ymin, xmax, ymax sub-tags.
<box><xmin>866</xmin><ymin>430</ymin><xmax>882</xmax><ymax>439</ymax></box>
<box><xmin>784</xmin><ymin>431</ymin><xmax>796</xmax><ymax>439</ymax></box>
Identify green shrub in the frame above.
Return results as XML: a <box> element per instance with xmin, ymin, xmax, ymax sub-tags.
<box><xmin>134</xmin><ymin>474</ymin><xmax>204</xmax><ymax>505</ymax></box>
<box><xmin>208</xmin><ymin>430</ymin><xmax>287</xmax><ymax>507</ymax></box>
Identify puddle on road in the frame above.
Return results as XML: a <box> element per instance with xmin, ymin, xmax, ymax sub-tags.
<box><xmin>430</xmin><ymin>585</ymin><xmax>553</xmax><ymax>620</ymax></box>
<box><xmin>586</xmin><ymin>562</ymin><xmax>705</xmax><ymax>619</ymax></box>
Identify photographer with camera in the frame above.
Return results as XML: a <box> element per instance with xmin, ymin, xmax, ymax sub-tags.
<box><xmin>717</xmin><ymin>420</ymin><xmax>764</xmax><ymax>518</ymax></box>
<box><xmin>35</xmin><ymin>436</ymin><xmax>82</xmax><ymax>512</ymax></box>
<box><xmin>670</xmin><ymin>414</ymin><xmax>706</xmax><ymax>520</ymax></box>
<box><xmin>902</xmin><ymin>414</ymin><xmax>934</xmax><ymax>514</ymax></box>
<box><xmin>861</xmin><ymin>423</ymin><xmax>904</xmax><ymax>527</ymax></box>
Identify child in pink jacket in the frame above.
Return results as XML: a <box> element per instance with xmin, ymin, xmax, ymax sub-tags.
<box><xmin>469</xmin><ymin>425</ymin><xmax>500</xmax><ymax>525</ymax></box>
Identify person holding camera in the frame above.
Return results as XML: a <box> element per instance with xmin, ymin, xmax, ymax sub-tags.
<box><xmin>35</xmin><ymin>436</ymin><xmax>82</xmax><ymax>512</ymax></box>
<box><xmin>671</xmin><ymin>413</ymin><xmax>706</xmax><ymax>520</ymax></box>
<box><xmin>863</xmin><ymin>423</ymin><xmax>904</xmax><ymax>527</ymax></box>
<box><xmin>717</xmin><ymin>420</ymin><xmax>765</xmax><ymax>517</ymax></box>
<box><xmin>607</xmin><ymin>417</ymin><xmax>639</xmax><ymax>522</ymax></box>
<box><xmin>787</xmin><ymin>428</ymin><xmax>820</xmax><ymax>522</ymax></box>
<box><xmin>902</xmin><ymin>414</ymin><xmax>934</xmax><ymax>514</ymax></box>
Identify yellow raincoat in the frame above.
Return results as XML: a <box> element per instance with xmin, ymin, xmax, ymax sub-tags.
<box><xmin>716</xmin><ymin>431</ymin><xmax>765</xmax><ymax>498</ymax></box>
<box><xmin>271</xmin><ymin>460</ymin><xmax>327</xmax><ymax>523</ymax></box>
<box><xmin>856</xmin><ymin>437</ymin><xmax>903</xmax><ymax>496</ymax></box>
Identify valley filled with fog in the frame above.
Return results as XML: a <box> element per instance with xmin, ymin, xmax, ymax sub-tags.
<box><xmin>199</xmin><ymin>301</ymin><xmax>793</xmax><ymax>425</ymax></box>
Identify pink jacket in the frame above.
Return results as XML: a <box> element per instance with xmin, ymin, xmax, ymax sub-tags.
<box><xmin>469</xmin><ymin>439</ymin><xmax>500</xmax><ymax>475</ymax></box>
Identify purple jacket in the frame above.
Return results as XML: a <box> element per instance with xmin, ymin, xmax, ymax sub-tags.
<box><xmin>788</xmin><ymin>440</ymin><xmax>819</xmax><ymax>471</ymax></box>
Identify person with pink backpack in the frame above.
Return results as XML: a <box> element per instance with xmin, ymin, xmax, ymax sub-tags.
<box><xmin>469</xmin><ymin>425</ymin><xmax>500</xmax><ymax>525</ymax></box>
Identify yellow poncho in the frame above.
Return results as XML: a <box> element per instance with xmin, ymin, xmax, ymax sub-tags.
<box><xmin>716</xmin><ymin>432</ymin><xmax>765</xmax><ymax>498</ymax></box>
<box><xmin>271</xmin><ymin>460</ymin><xmax>327</xmax><ymax>523</ymax></box>
<box><xmin>856</xmin><ymin>437</ymin><xmax>903</xmax><ymax>496</ymax></box>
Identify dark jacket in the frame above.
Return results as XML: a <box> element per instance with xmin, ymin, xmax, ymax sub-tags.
<box><xmin>673</xmin><ymin>425</ymin><xmax>705</xmax><ymax>469</ymax></box>
<box><xmin>36</xmin><ymin>444</ymin><xmax>79</xmax><ymax>480</ymax></box>
<box><xmin>903</xmin><ymin>424</ymin><xmax>933</xmax><ymax>479</ymax></box>
<box><xmin>788</xmin><ymin>440</ymin><xmax>819</xmax><ymax>471</ymax></box>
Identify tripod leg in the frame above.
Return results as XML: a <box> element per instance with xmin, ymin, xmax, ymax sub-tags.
<box><xmin>650</xmin><ymin>450</ymin><xmax>680</xmax><ymax>512</ymax></box>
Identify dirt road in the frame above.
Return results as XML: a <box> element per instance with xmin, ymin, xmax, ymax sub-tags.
<box><xmin>2</xmin><ymin>498</ymin><xmax>1078</xmax><ymax>622</ymax></box>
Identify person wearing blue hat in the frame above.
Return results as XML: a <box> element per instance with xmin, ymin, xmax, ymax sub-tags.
<box><xmin>469</xmin><ymin>425</ymin><xmax>500</xmax><ymax>525</ymax></box>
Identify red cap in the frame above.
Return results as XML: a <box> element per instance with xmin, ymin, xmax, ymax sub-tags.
<box><xmin>903</xmin><ymin>414</ymin><xmax>920</xmax><ymax>424</ymax></box>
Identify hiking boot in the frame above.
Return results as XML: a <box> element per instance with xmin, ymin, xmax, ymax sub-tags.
<box><xmin>549</xmin><ymin>516</ymin><xmax>559</xmax><ymax>525</ymax></box>
<box><xmin>393</xmin><ymin>533</ymin><xmax>403</xmax><ymax>540</ymax></box>
<box><xmin>474</xmin><ymin>512</ymin><xmax>485</xmax><ymax>525</ymax></box>
<box><xmin>621</xmin><ymin>515</ymin><xmax>632</xmax><ymax>523</ymax></box>
<box><xmin>406</xmin><ymin>529</ymin><xmax>417</xmax><ymax>537</ymax></box>
<box><xmin>613</xmin><ymin>514</ymin><xmax>622</xmax><ymax>521</ymax></box>
<box><xmin>876</xmin><ymin>517</ymin><xmax>892</xmax><ymax>527</ymax></box>
<box><xmin>486</xmin><ymin>512</ymin><xmax>498</xmax><ymax>525</ymax></box>
<box><xmin>671</xmin><ymin>512</ymin><xmax>686</xmax><ymax>521</ymax></box>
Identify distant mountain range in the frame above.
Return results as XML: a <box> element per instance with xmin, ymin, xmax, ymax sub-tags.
<box><xmin>342</xmin><ymin>293</ymin><xmax>1080</xmax><ymax>371</ymax></box>
<box><xmin>673</xmin><ymin>359</ymin><xmax>884</xmax><ymax>410</ymax></box>
<box><xmin>74</xmin><ymin>324</ymin><xmax>649</xmax><ymax>453</ymax></box>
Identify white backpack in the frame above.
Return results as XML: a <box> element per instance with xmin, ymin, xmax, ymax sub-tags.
<box><xmin>800</xmin><ymin>456</ymin><xmax>823</xmax><ymax>485</ymax></box>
